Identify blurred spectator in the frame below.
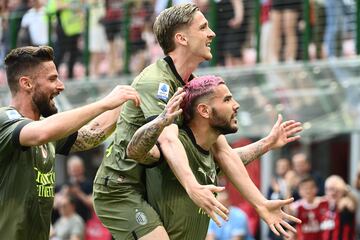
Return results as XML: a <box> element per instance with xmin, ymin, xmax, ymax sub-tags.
<box><xmin>66</xmin><ymin>155</ymin><xmax>93</xmax><ymax>222</ymax></box>
<box><xmin>216</xmin><ymin>0</ymin><xmax>252</xmax><ymax>66</ymax></box>
<box><xmin>206</xmin><ymin>191</ymin><xmax>254</xmax><ymax>240</ymax></box>
<box><xmin>88</xmin><ymin>0</ymin><xmax>108</xmax><ymax>77</ymax></box>
<box><xmin>288</xmin><ymin>176</ymin><xmax>329</xmax><ymax>240</ymax></box>
<box><xmin>269</xmin><ymin>0</ymin><xmax>301</xmax><ymax>63</ymax></box>
<box><xmin>129</xmin><ymin>0</ymin><xmax>153</xmax><ymax>74</ymax></box>
<box><xmin>267</xmin><ymin>158</ymin><xmax>293</xmax><ymax>240</ymax></box>
<box><xmin>268</xmin><ymin>158</ymin><xmax>292</xmax><ymax>200</ymax></box>
<box><xmin>324</xmin><ymin>0</ymin><xmax>346</xmax><ymax>58</ymax></box>
<box><xmin>260</xmin><ymin>0</ymin><xmax>272</xmax><ymax>63</ymax></box>
<box><xmin>51</xmin><ymin>194</ymin><xmax>85</xmax><ymax>240</ymax></box>
<box><xmin>0</xmin><ymin>1</ymin><xmax>7</xmax><ymax>66</ymax></box>
<box><xmin>18</xmin><ymin>0</ymin><xmax>48</xmax><ymax>46</ymax></box>
<box><xmin>47</xmin><ymin>0</ymin><xmax>84</xmax><ymax>80</ymax></box>
<box><xmin>309</xmin><ymin>0</ymin><xmax>326</xmax><ymax>60</ymax></box>
<box><xmin>154</xmin><ymin>0</ymin><xmax>208</xmax><ymax>15</ymax></box>
<box><xmin>3</xmin><ymin>0</ymin><xmax>29</xmax><ymax>53</ymax></box>
<box><xmin>100</xmin><ymin>0</ymin><xmax>123</xmax><ymax>76</ymax></box>
<box><xmin>324</xmin><ymin>0</ymin><xmax>345</xmax><ymax>58</ymax></box>
<box><xmin>54</xmin><ymin>155</ymin><xmax>111</xmax><ymax>240</ymax></box>
<box><xmin>290</xmin><ymin>152</ymin><xmax>325</xmax><ymax>200</ymax></box>
<box><xmin>84</xmin><ymin>209</ymin><xmax>112</xmax><ymax>240</ymax></box>
<box><xmin>324</xmin><ymin>175</ymin><xmax>357</xmax><ymax>240</ymax></box>
<box><xmin>54</xmin><ymin>155</ymin><xmax>93</xmax><ymax>224</ymax></box>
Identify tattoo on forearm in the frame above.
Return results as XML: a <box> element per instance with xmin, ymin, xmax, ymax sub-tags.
<box><xmin>237</xmin><ymin>140</ymin><xmax>267</xmax><ymax>166</ymax></box>
<box><xmin>72</xmin><ymin>122</ymin><xmax>106</xmax><ymax>152</ymax></box>
<box><xmin>127</xmin><ymin>113</ymin><xmax>169</xmax><ymax>161</ymax></box>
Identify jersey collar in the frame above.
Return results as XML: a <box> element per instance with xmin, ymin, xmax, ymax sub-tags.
<box><xmin>182</xmin><ymin>125</ymin><xmax>210</xmax><ymax>155</ymax></box>
<box><xmin>163</xmin><ymin>56</ymin><xmax>194</xmax><ymax>86</ymax></box>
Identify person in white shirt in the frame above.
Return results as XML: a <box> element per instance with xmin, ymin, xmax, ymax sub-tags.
<box><xmin>20</xmin><ymin>0</ymin><xmax>48</xmax><ymax>46</ymax></box>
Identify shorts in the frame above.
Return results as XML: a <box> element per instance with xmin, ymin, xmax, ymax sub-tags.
<box><xmin>272</xmin><ymin>0</ymin><xmax>302</xmax><ymax>11</ymax></box>
<box><xmin>93</xmin><ymin>183</ymin><xmax>163</xmax><ymax>240</ymax></box>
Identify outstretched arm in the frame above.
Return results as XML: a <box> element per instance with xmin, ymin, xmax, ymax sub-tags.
<box><xmin>236</xmin><ymin>114</ymin><xmax>302</xmax><ymax>166</ymax></box>
<box><xmin>212</xmin><ymin>136</ymin><xmax>301</xmax><ymax>237</ymax></box>
<box><xmin>20</xmin><ymin>85</ymin><xmax>140</xmax><ymax>147</ymax></box>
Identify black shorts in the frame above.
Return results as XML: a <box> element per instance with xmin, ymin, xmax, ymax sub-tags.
<box><xmin>272</xmin><ymin>0</ymin><xmax>302</xmax><ymax>11</ymax></box>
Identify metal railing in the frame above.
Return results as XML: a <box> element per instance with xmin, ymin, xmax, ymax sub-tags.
<box><xmin>5</xmin><ymin>0</ymin><xmax>360</xmax><ymax>74</ymax></box>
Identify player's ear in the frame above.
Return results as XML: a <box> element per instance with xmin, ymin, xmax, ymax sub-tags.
<box><xmin>174</xmin><ymin>32</ymin><xmax>187</xmax><ymax>46</ymax></box>
<box><xmin>19</xmin><ymin>76</ymin><xmax>34</xmax><ymax>93</ymax></box>
<box><xmin>197</xmin><ymin>103</ymin><xmax>210</xmax><ymax>119</ymax></box>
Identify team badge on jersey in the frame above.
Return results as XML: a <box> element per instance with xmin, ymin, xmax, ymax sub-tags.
<box><xmin>135</xmin><ymin>209</ymin><xmax>148</xmax><ymax>225</ymax></box>
<box><xmin>6</xmin><ymin>109</ymin><xmax>21</xmax><ymax>120</ymax></box>
<box><xmin>156</xmin><ymin>83</ymin><xmax>170</xmax><ymax>100</ymax></box>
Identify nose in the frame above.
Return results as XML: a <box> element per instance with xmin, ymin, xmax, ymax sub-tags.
<box><xmin>208</xmin><ymin>27</ymin><xmax>216</xmax><ymax>38</ymax></box>
<box><xmin>57</xmin><ymin>78</ymin><xmax>65</xmax><ymax>91</ymax></box>
<box><xmin>233</xmin><ymin>100</ymin><xmax>240</xmax><ymax>111</ymax></box>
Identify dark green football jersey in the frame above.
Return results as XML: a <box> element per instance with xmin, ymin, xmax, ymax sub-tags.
<box><xmin>94</xmin><ymin>56</ymin><xmax>190</xmax><ymax>195</ymax></box>
<box><xmin>146</xmin><ymin>126</ymin><xmax>218</xmax><ymax>240</ymax></box>
<box><xmin>0</xmin><ymin>107</ymin><xmax>77</xmax><ymax>240</ymax></box>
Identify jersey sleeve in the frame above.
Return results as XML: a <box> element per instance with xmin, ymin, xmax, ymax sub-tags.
<box><xmin>133</xmin><ymin>76</ymin><xmax>176</xmax><ymax>121</ymax></box>
<box><xmin>55</xmin><ymin>132</ymin><xmax>78</xmax><ymax>155</ymax></box>
<box><xmin>0</xmin><ymin>108</ymin><xmax>32</xmax><ymax>154</ymax></box>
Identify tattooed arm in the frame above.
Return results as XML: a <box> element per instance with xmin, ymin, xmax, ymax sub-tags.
<box><xmin>235</xmin><ymin>114</ymin><xmax>302</xmax><ymax>166</ymax></box>
<box><xmin>126</xmin><ymin>90</ymin><xmax>184</xmax><ymax>164</ymax></box>
<box><xmin>70</xmin><ymin>106</ymin><xmax>122</xmax><ymax>152</ymax></box>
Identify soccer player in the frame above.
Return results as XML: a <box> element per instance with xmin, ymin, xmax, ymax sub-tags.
<box><xmin>0</xmin><ymin>46</ymin><xmax>140</xmax><ymax>240</ymax></box>
<box><xmin>127</xmin><ymin>75</ymin><xmax>301</xmax><ymax>239</ymax></box>
<box><xmin>93</xmin><ymin>3</ymin><xmax>302</xmax><ymax>239</ymax></box>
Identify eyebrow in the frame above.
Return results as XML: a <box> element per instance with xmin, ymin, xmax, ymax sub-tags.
<box><xmin>199</xmin><ymin>22</ymin><xmax>208</xmax><ymax>29</ymax></box>
<box><xmin>224</xmin><ymin>95</ymin><xmax>232</xmax><ymax>101</ymax></box>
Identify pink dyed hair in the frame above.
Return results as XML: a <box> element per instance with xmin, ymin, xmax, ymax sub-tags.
<box><xmin>181</xmin><ymin>75</ymin><xmax>225</xmax><ymax>123</ymax></box>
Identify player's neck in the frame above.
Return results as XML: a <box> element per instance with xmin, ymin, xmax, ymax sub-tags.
<box><xmin>11</xmin><ymin>94</ymin><xmax>40</xmax><ymax>120</ymax></box>
<box><xmin>188</xmin><ymin>121</ymin><xmax>219</xmax><ymax>150</ymax></box>
<box><xmin>168</xmin><ymin>52</ymin><xmax>200</xmax><ymax>83</ymax></box>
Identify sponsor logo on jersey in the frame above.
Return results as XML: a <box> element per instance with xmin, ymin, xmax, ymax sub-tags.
<box><xmin>156</xmin><ymin>83</ymin><xmax>170</xmax><ymax>100</ymax></box>
<box><xmin>6</xmin><ymin>109</ymin><xmax>21</xmax><ymax>120</ymax></box>
<box><xmin>135</xmin><ymin>209</ymin><xmax>148</xmax><ymax>225</ymax></box>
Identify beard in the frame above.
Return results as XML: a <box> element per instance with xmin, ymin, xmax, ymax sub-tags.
<box><xmin>32</xmin><ymin>88</ymin><xmax>58</xmax><ymax>117</ymax></box>
<box><xmin>209</xmin><ymin>107</ymin><xmax>238</xmax><ymax>135</ymax></box>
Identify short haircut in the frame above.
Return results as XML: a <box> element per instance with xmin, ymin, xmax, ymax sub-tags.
<box><xmin>153</xmin><ymin>3</ymin><xmax>199</xmax><ymax>55</ymax></box>
<box><xmin>181</xmin><ymin>75</ymin><xmax>225</xmax><ymax>124</ymax></box>
<box><xmin>298</xmin><ymin>175</ymin><xmax>317</xmax><ymax>187</ymax></box>
<box><xmin>4</xmin><ymin>46</ymin><xmax>54</xmax><ymax>94</ymax></box>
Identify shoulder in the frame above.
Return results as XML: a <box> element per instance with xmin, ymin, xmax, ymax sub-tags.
<box><xmin>72</xmin><ymin>214</ymin><xmax>85</xmax><ymax>225</ymax></box>
<box><xmin>0</xmin><ymin>107</ymin><xmax>23</xmax><ymax>125</ymax></box>
<box><xmin>133</xmin><ymin>59</ymin><xmax>172</xmax><ymax>85</ymax></box>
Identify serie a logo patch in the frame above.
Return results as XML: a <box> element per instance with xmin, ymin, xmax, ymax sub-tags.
<box><xmin>156</xmin><ymin>83</ymin><xmax>170</xmax><ymax>101</ymax></box>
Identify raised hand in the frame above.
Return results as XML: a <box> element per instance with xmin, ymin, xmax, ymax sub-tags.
<box><xmin>187</xmin><ymin>184</ymin><xmax>229</xmax><ymax>227</ymax></box>
<box><xmin>101</xmin><ymin>85</ymin><xmax>141</xmax><ymax>110</ymax></box>
<box><xmin>267</xmin><ymin>114</ymin><xmax>302</xmax><ymax>149</ymax></box>
<box><xmin>159</xmin><ymin>87</ymin><xmax>185</xmax><ymax>126</ymax></box>
<box><xmin>257</xmin><ymin>198</ymin><xmax>301</xmax><ymax>238</ymax></box>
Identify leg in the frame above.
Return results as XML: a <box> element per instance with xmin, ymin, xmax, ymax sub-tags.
<box><xmin>138</xmin><ymin>226</ymin><xmax>169</xmax><ymax>240</ymax></box>
<box><xmin>269</xmin><ymin>10</ymin><xmax>282</xmax><ymax>63</ymax></box>
<box><xmin>283</xmin><ymin>10</ymin><xmax>298</xmax><ymax>62</ymax></box>
<box><xmin>67</xmin><ymin>34</ymin><xmax>80</xmax><ymax>79</ymax></box>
